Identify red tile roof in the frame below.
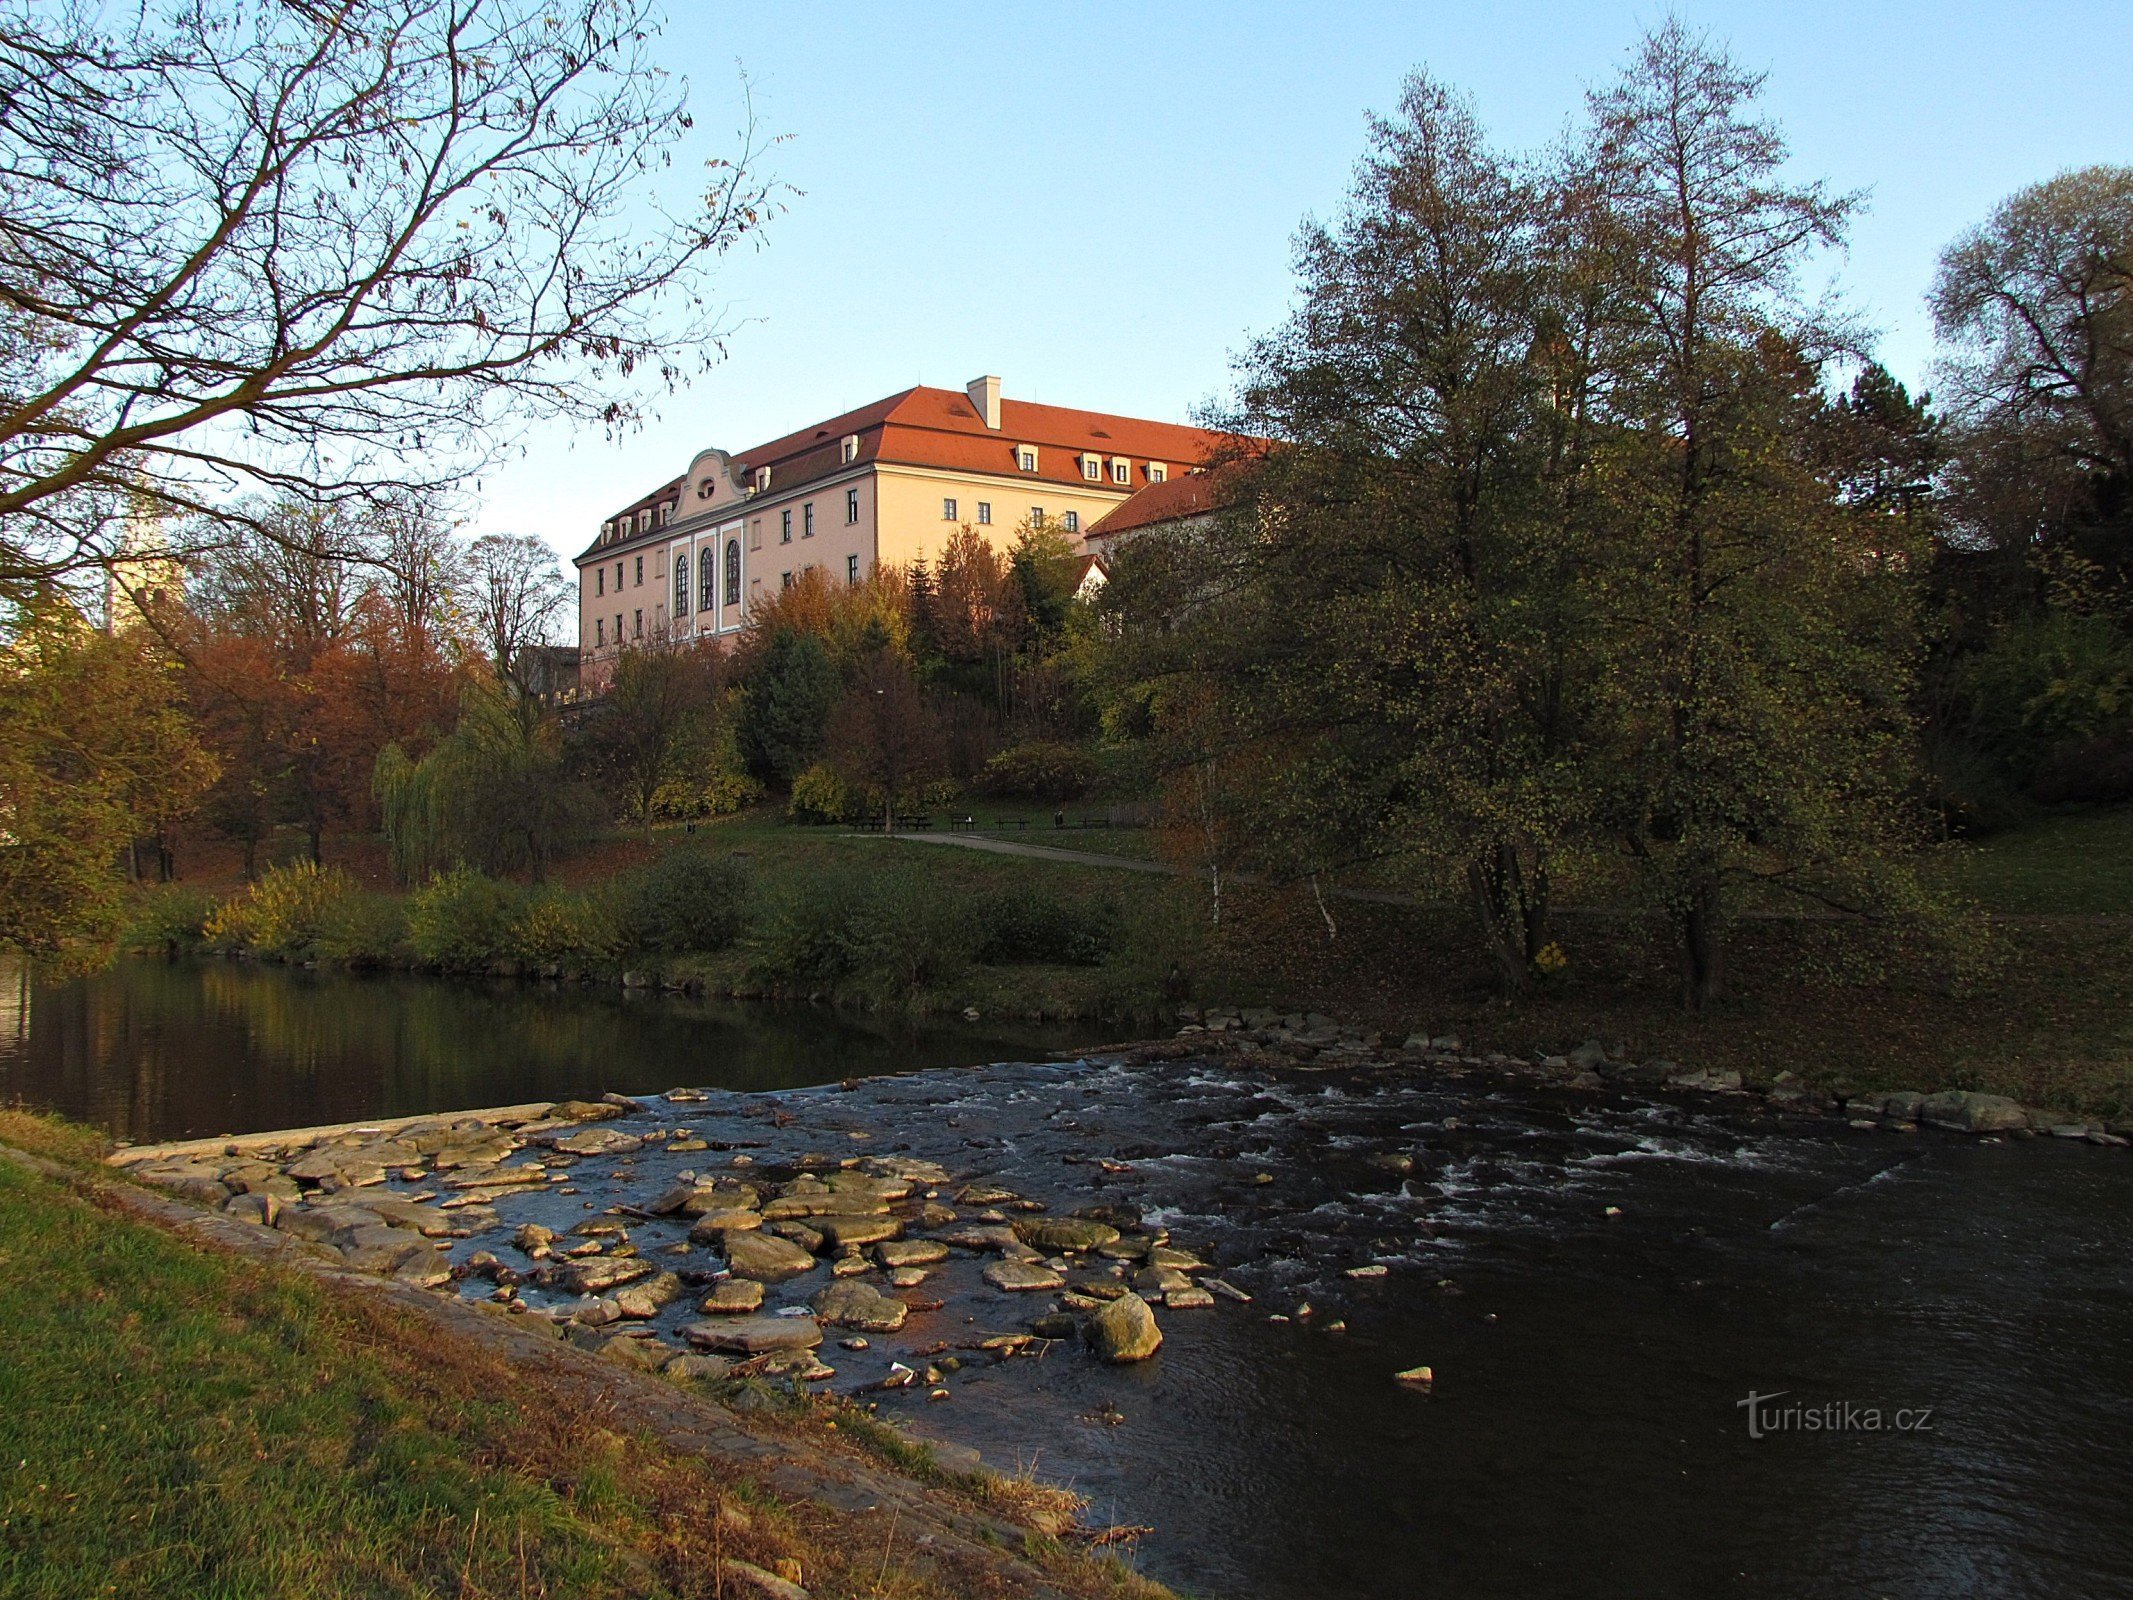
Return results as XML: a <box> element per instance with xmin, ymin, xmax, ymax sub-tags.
<box><xmin>589</xmin><ymin>386</ymin><xmax>1232</xmax><ymax>550</ymax></box>
<box><xmin>1086</xmin><ymin>468</ymin><xmax>1229</xmax><ymax>540</ymax></box>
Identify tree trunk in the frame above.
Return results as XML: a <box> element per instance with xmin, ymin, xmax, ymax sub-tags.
<box><xmin>1467</xmin><ymin>854</ymin><xmax>1531</xmax><ymax>999</ymax></box>
<box><xmin>1681</xmin><ymin>876</ymin><xmax>1724</xmax><ymax>1009</ymax></box>
<box><xmin>307</xmin><ymin>822</ymin><xmax>323</xmax><ymax>865</ymax></box>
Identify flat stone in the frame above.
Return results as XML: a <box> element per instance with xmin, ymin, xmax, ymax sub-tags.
<box><xmin>721</xmin><ymin>1231</ymin><xmax>819</xmax><ymax>1283</ymax></box>
<box><xmin>887</xmin><ymin>1267</ymin><xmax>928</xmax><ymax>1288</ymax></box>
<box><xmin>681</xmin><ymin>1316</ymin><xmax>823</xmax><ymax>1356</ymax></box>
<box><xmin>939</xmin><ymin>1225</ymin><xmax>1021</xmax><ymax>1253</ymax></box>
<box><xmin>698</xmin><ymin>1280</ymin><xmax>766</xmax><ymax>1314</ymax></box>
<box><xmin>552</xmin><ymin>1127</ymin><xmax>645</xmax><ymax>1156</ymax></box>
<box><xmin>555</xmin><ymin>1256</ymin><xmax>656</xmax><ymax>1297</ymax></box>
<box><xmin>813</xmin><ymin>1214</ymin><xmax>902</xmax><ymax>1249</ymax></box>
<box><xmin>687</xmin><ymin>1209</ymin><xmax>764</xmax><ymax>1240</ymax></box>
<box><xmin>983</xmin><ymin>1261</ymin><xmax>1065</xmax><ymax>1292</ymax></box>
<box><xmin>610</xmin><ymin>1272</ymin><xmax>684</xmax><ymax>1319</ymax></box>
<box><xmin>1165</xmin><ymin>1286</ymin><xmax>1216</xmax><ymax>1309</ymax></box>
<box><xmin>1013</xmin><ymin>1218</ymin><xmax>1119</xmax><ymax>1253</ymax></box>
<box><xmin>874</xmin><ymin>1238</ymin><xmax>948</xmax><ymax>1269</ymax></box>
<box><xmin>1085</xmin><ymin>1291</ymin><xmax>1163</xmax><ymax>1363</ymax></box>
<box><xmin>811</xmin><ymin>1281</ymin><xmax>910</xmax><ymax>1333</ymax></box>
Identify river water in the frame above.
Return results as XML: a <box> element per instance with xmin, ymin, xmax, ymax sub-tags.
<box><xmin>4</xmin><ymin>958</ymin><xmax>2130</xmax><ymax>1599</ymax></box>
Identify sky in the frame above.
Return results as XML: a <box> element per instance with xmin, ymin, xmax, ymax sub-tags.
<box><xmin>470</xmin><ymin>0</ymin><xmax>2133</xmax><ymax>562</ymax></box>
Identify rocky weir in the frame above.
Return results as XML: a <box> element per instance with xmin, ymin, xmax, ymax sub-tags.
<box><xmin>107</xmin><ymin>1027</ymin><xmax>2133</xmax><ymax>1600</ymax></box>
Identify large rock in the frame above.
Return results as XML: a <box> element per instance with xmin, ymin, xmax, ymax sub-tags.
<box><xmin>611</xmin><ymin>1272</ymin><xmax>684</xmax><ymax>1319</ymax></box>
<box><xmin>552</xmin><ymin>1126</ymin><xmax>645</xmax><ymax>1157</ymax></box>
<box><xmin>681</xmin><ymin>1316</ymin><xmax>822</xmax><ymax>1356</ymax></box>
<box><xmin>811</xmin><ymin>1281</ymin><xmax>909</xmax><ymax>1333</ymax></box>
<box><xmin>1012</xmin><ymin>1218</ymin><xmax>1119</xmax><ymax>1253</ymax></box>
<box><xmin>1085</xmin><ymin>1291</ymin><xmax>1163</xmax><ymax>1363</ymax></box>
<box><xmin>1920</xmin><ymin>1091</ymin><xmax>2029</xmax><ymax>1133</ymax></box>
<box><xmin>721</xmin><ymin>1230</ymin><xmax>819</xmax><ymax>1282</ymax></box>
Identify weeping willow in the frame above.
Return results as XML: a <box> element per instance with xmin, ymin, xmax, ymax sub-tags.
<box><xmin>374</xmin><ymin>681</ymin><xmax>593</xmax><ymax>884</ymax></box>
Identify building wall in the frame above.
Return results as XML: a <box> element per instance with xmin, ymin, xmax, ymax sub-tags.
<box><xmin>871</xmin><ymin>466</ymin><xmax>1130</xmax><ymax>570</ymax></box>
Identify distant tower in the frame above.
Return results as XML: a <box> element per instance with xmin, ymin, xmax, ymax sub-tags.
<box><xmin>103</xmin><ymin>490</ymin><xmax>182</xmax><ymax>634</ymax></box>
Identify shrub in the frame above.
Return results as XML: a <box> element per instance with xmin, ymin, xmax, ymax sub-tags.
<box><xmin>510</xmin><ymin>888</ymin><xmax>621</xmax><ymax>966</ymax></box>
<box><xmin>787</xmin><ymin>763</ymin><xmax>850</xmax><ymax>825</ymax></box>
<box><xmin>405</xmin><ymin>866</ymin><xmax>526</xmax><ymax>968</ymax></box>
<box><xmin>972</xmin><ymin>888</ymin><xmax>1116</xmax><ymax>966</ymax></box>
<box><xmin>612</xmin><ymin>851</ymin><xmax>749</xmax><ymax>956</ymax></box>
<box><xmin>752</xmin><ymin>859</ymin><xmax>969</xmax><ymax>996</ymax></box>
<box><xmin>203</xmin><ymin>861</ymin><xmax>356</xmax><ymax>958</ymax></box>
<box><xmin>313</xmin><ymin>892</ymin><xmax>408</xmax><ymax>966</ymax></box>
<box><xmin>976</xmin><ymin>741</ymin><xmax>1098</xmax><ymax>801</ymax></box>
<box><xmin>124</xmin><ymin>884</ymin><xmax>216</xmax><ymax>953</ymax></box>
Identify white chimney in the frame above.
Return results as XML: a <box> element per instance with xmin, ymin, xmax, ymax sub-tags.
<box><xmin>966</xmin><ymin>374</ymin><xmax>1002</xmax><ymax>430</ymax></box>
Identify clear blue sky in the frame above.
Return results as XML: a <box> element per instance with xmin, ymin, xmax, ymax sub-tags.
<box><xmin>475</xmin><ymin>0</ymin><xmax>2133</xmax><ymax>560</ymax></box>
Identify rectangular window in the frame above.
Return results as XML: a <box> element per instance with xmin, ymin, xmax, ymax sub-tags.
<box><xmin>634</xmin><ymin>555</ymin><xmax>643</xmax><ymax>585</ymax></box>
<box><xmin>750</xmin><ymin>518</ymin><xmax>762</xmax><ymax>551</ymax></box>
<box><xmin>596</xmin><ymin>567</ymin><xmax>604</xmax><ymax>596</ymax></box>
<box><xmin>1148</xmin><ymin>463</ymin><xmax>1167</xmax><ymax>483</ymax></box>
<box><xmin>780</xmin><ymin>509</ymin><xmax>792</xmax><ymax>543</ymax></box>
<box><xmin>781</xmin><ymin>571</ymin><xmax>794</xmax><ymax>590</ymax></box>
<box><xmin>803</xmin><ymin>502</ymin><xmax>815</xmax><ymax>538</ymax></box>
<box><xmin>1064</xmin><ymin>510</ymin><xmax>1079</xmax><ymax>534</ymax></box>
<box><xmin>1016</xmin><ymin>447</ymin><xmax>1038</xmax><ymax>472</ymax></box>
<box><xmin>595</xmin><ymin>618</ymin><xmax>605</xmax><ymax>646</ymax></box>
<box><xmin>846</xmin><ymin>487</ymin><xmax>859</xmax><ymax>524</ymax></box>
<box><xmin>976</xmin><ymin>502</ymin><xmax>991</xmax><ymax>526</ymax></box>
<box><xmin>847</xmin><ymin>554</ymin><xmax>859</xmax><ymax>584</ymax></box>
<box><xmin>1111</xmin><ymin>460</ymin><xmax>1130</xmax><ymax>484</ymax></box>
<box><xmin>1030</xmin><ymin>507</ymin><xmax>1044</xmax><ymax>528</ymax></box>
<box><xmin>942</xmin><ymin>497</ymin><xmax>958</xmax><ymax>521</ymax></box>
<box><xmin>615</xmin><ymin>613</ymin><xmax>621</xmax><ymax>643</ymax></box>
<box><xmin>1082</xmin><ymin>457</ymin><xmax>1100</xmax><ymax>480</ymax></box>
<box><xmin>633</xmin><ymin>608</ymin><xmax>642</xmax><ymax>639</ymax></box>
<box><xmin>614</xmin><ymin>561</ymin><xmax>622</xmax><ymax>589</ymax></box>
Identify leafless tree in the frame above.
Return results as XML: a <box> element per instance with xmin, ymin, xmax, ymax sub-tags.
<box><xmin>370</xmin><ymin>497</ymin><xmax>462</xmax><ymax>642</ymax></box>
<box><xmin>0</xmin><ymin>0</ymin><xmax>778</xmax><ymax>591</ymax></box>
<box><xmin>465</xmin><ymin>531</ymin><xmax>569</xmax><ymax>690</ymax></box>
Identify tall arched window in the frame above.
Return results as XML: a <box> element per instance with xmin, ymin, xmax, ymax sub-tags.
<box><xmin>699</xmin><ymin>548</ymin><xmax>715</xmax><ymax>611</ymax></box>
<box><xmin>724</xmin><ymin>539</ymin><xmax>740</xmax><ymax>607</ymax></box>
<box><xmin>673</xmin><ymin>550</ymin><xmax>690</xmax><ymax>615</ymax></box>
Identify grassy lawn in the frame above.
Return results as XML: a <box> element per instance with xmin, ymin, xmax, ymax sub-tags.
<box><xmin>0</xmin><ymin>1113</ymin><xmax>1164</xmax><ymax>1600</ymax></box>
<box><xmin>1924</xmin><ymin>806</ymin><xmax>2133</xmax><ymax>915</ymax></box>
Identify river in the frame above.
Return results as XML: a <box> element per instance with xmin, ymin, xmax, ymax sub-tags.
<box><xmin>4</xmin><ymin>957</ymin><xmax>2130</xmax><ymax>1599</ymax></box>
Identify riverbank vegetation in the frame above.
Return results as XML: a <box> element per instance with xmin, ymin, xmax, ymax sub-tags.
<box><xmin>0</xmin><ymin>1112</ymin><xmax>1169</xmax><ymax>1600</ymax></box>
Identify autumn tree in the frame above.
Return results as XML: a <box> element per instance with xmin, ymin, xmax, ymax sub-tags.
<box><xmin>825</xmin><ymin>649</ymin><xmax>946</xmax><ymax>834</ymax></box>
<box><xmin>0</xmin><ymin>0</ymin><xmax>777</xmax><ymax>590</ymax></box>
<box><xmin>577</xmin><ymin>643</ymin><xmax>723</xmax><ymax>834</ymax></box>
<box><xmin>0</xmin><ymin>593</ymin><xmax>212</xmax><ymax>956</ymax></box>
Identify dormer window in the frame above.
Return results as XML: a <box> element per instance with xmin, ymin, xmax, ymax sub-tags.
<box><xmin>1016</xmin><ymin>446</ymin><xmax>1038</xmax><ymax>473</ymax></box>
<box><xmin>1148</xmin><ymin>462</ymin><xmax>1167</xmax><ymax>483</ymax></box>
<box><xmin>841</xmin><ymin>434</ymin><xmax>860</xmax><ymax>464</ymax></box>
<box><xmin>1080</xmin><ymin>455</ymin><xmax>1101</xmax><ymax>481</ymax></box>
<box><xmin>1110</xmin><ymin>458</ymin><xmax>1130</xmax><ymax>485</ymax></box>
<box><xmin>753</xmin><ymin>466</ymin><xmax>772</xmax><ymax>494</ymax></box>
<box><xmin>600</xmin><ymin>520</ymin><xmax>613</xmax><ymax>540</ymax></box>
<box><xmin>636</xmin><ymin>510</ymin><xmax>650</xmax><ymax>535</ymax></box>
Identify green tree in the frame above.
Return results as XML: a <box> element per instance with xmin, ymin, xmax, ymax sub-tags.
<box><xmin>737</xmin><ymin>629</ymin><xmax>840</xmax><ymax>787</ymax></box>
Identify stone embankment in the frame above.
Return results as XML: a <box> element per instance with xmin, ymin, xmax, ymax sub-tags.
<box><xmin>1163</xmin><ymin>1005</ymin><xmax>2133</xmax><ymax>1147</ymax></box>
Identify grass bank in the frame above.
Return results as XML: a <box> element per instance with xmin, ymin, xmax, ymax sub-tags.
<box><xmin>121</xmin><ymin>804</ymin><xmax>2133</xmax><ymax>1118</ymax></box>
<box><xmin>0</xmin><ymin>1110</ymin><xmax>1167</xmax><ymax>1600</ymax></box>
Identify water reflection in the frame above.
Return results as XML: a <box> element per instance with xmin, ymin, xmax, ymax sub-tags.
<box><xmin>0</xmin><ymin>955</ymin><xmax>1113</xmax><ymax>1143</ymax></box>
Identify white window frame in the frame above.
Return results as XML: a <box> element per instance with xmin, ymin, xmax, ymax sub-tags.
<box><xmin>1148</xmin><ymin>462</ymin><xmax>1167</xmax><ymax>483</ymax></box>
<box><xmin>942</xmin><ymin>497</ymin><xmax>958</xmax><ymax>521</ymax></box>
<box><xmin>1064</xmin><ymin>510</ymin><xmax>1079</xmax><ymax>534</ymax></box>
<box><xmin>1016</xmin><ymin>446</ymin><xmax>1038</xmax><ymax>472</ymax></box>
<box><xmin>841</xmin><ymin>433</ymin><xmax>860</xmax><ymax>464</ymax></box>
<box><xmin>976</xmin><ymin>502</ymin><xmax>992</xmax><ymax>525</ymax></box>
<box><xmin>1110</xmin><ymin>458</ymin><xmax>1130</xmax><ymax>485</ymax></box>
